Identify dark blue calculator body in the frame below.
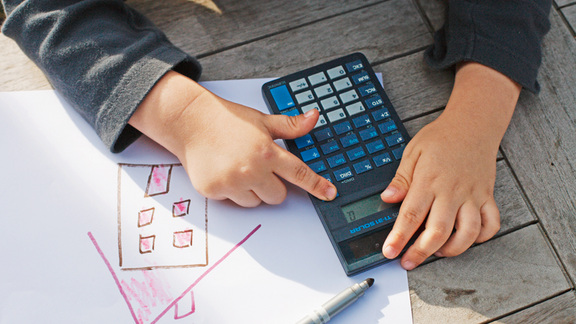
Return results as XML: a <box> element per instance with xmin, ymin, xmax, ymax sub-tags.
<box><xmin>262</xmin><ymin>53</ymin><xmax>411</xmax><ymax>276</ymax></box>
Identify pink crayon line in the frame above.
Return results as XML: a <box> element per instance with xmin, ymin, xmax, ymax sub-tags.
<box><xmin>174</xmin><ymin>291</ymin><xmax>196</xmax><ymax>320</ymax></box>
<box><xmin>150</xmin><ymin>224</ymin><xmax>262</xmax><ymax>324</ymax></box>
<box><xmin>88</xmin><ymin>232</ymin><xmax>139</xmax><ymax>324</ymax></box>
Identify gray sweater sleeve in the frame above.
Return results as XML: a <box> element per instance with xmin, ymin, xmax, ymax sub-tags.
<box><xmin>1</xmin><ymin>0</ymin><xmax>202</xmax><ymax>152</ymax></box>
<box><xmin>424</xmin><ymin>0</ymin><xmax>552</xmax><ymax>93</ymax></box>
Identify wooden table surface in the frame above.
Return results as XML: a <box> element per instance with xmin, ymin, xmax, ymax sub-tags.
<box><xmin>2</xmin><ymin>1</ymin><xmax>576</xmax><ymax>322</ymax></box>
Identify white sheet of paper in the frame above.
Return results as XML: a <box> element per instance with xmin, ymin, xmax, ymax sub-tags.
<box><xmin>0</xmin><ymin>78</ymin><xmax>412</xmax><ymax>324</ymax></box>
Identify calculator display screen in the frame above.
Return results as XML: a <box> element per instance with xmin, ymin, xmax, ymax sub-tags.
<box><xmin>341</xmin><ymin>194</ymin><xmax>394</xmax><ymax>223</ymax></box>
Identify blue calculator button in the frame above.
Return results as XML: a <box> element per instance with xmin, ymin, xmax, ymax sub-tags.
<box><xmin>359</xmin><ymin>84</ymin><xmax>377</xmax><ymax>97</ymax></box>
<box><xmin>392</xmin><ymin>146</ymin><xmax>406</xmax><ymax>160</ymax></box>
<box><xmin>321</xmin><ymin>173</ymin><xmax>333</xmax><ymax>183</ymax></box>
<box><xmin>345</xmin><ymin>60</ymin><xmax>364</xmax><ymax>72</ymax></box>
<box><xmin>294</xmin><ymin>134</ymin><xmax>314</xmax><ymax>149</ymax></box>
<box><xmin>320</xmin><ymin>141</ymin><xmax>340</xmax><ymax>155</ymax></box>
<box><xmin>372</xmin><ymin>108</ymin><xmax>390</xmax><ymax>121</ymax></box>
<box><xmin>333</xmin><ymin>121</ymin><xmax>353</xmax><ymax>135</ymax></box>
<box><xmin>352</xmin><ymin>115</ymin><xmax>371</xmax><ymax>128</ymax></box>
<box><xmin>351</xmin><ymin>71</ymin><xmax>370</xmax><ymax>85</ymax></box>
<box><xmin>346</xmin><ymin>147</ymin><xmax>366</xmax><ymax>161</ymax></box>
<box><xmin>366</xmin><ymin>140</ymin><xmax>385</xmax><ymax>154</ymax></box>
<box><xmin>373</xmin><ymin>152</ymin><xmax>393</xmax><ymax>167</ymax></box>
<box><xmin>378</xmin><ymin>120</ymin><xmax>397</xmax><ymax>134</ymax></box>
<box><xmin>385</xmin><ymin>133</ymin><xmax>405</xmax><ymax>147</ymax></box>
<box><xmin>353</xmin><ymin>159</ymin><xmax>373</xmax><ymax>174</ymax></box>
<box><xmin>365</xmin><ymin>95</ymin><xmax>384</xmax><ymax>109</ymax></box>
<box><xmin>314</xmin><ymin>128</ymin><xmax>333</xmax><ymax>142</ymax></box>
<box><xmin>308</xmin><ymin>160</ymin><xmax>327</xmax><ymax>173</ymax></box>
<box><xmin>301</xmin><ymin>148</ymin><xmax>320</xmax><ymax>162</ymax></box>
<box><xmin>327</xmin><ymin>153</ymin><xmax>347</xmax><ymax>168</ymax></box>
<box><xmin>340</xmin><ymin>134</ymin><xmax>359</xmax><ymax>148</ymax></box>
<box><xmin>359</xmin><ymin>127</ymin><xmax>378</xmax><ymax>141</ymax></box>
<box><xmin>334</xmin><ymin>167</ymin><xmax>353</xmax><ymax>181</ymax></box>
<box><xmin>269</xmin><ymin>85</ymin><xmax>295</xmax><ymax>111</ymax></box>
<box><xmin>282</xmin><ymin>109</ymin><xmax>300</xmax><ymax>117</ymax></box>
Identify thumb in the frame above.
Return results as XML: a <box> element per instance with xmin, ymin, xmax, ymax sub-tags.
<box><xmin>266</xmin><ymin>109</ymin><xmax>319</xmax><ymax>140</ymax></box>
<box><xmin>381</xmin><ymin>149</ymin><xmax>417</xmax><ymax>203</ymax></box>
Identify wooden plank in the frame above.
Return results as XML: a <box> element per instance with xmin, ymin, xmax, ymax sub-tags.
<box><xmin>562</xmin><ymin>4</ymin><xmax>576</xmax><ymax>33</ymax></box>
<box><xmin>127</xmin><ymin>0</ymin><xmax>383</xmax><ymax>56</ymax></box>
<box><xmin>409</xmin><ymin>225</ymin><xmax>570</xmax><ymax>324</ymax></box>
<box><xmin>0</xmin><ymin>35</ymin><xmax>52</xmax><ymax>92</ymax></box>
<box><xmin>198</xmin><ymin>0</ymin><xmax>432</xmax><ymax>81</ymax></box>
<box><xmin>415</xmin><ymin>0</ymin><xmax>446</xmax><ymax>31</ymax></box>
<box><xmin>500</xmin><ymin>9</ymin><xmax>576</xmax><ymax>282</ymax></box>
<box><xmin>493</xmin><ymin>291</ymin><xmax>576</xmax><ymax>324</ymax></box>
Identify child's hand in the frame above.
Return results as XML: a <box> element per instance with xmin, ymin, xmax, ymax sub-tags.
<box><xmin>129</xmin><ymin>71</ymin><xmax>337</xmax><ymax>207</ymax></box>
<box><xmin>381</xmin><ymin>62</ymin><xmax>522</xmax><ymax>270</ymax></box>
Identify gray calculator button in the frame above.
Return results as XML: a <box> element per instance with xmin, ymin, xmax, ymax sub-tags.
<box><xmin>289</xmin><ymin>78</ymin><xmax>308</xmax><ymax>92</ymax></box>
<box><xmin>327</xmin><ymin>66</ymin><xmax>346</xmax><ymax>79</ymax></box>
<box><xmin>308</xmin><ymin>72</ymin><xmax>327</xmax><ymax>85</ymax></box>
<box><xmin>320</xmin><ymin>96</ymin><xmax>339</xmax><ymax>110</ymax></box>
<box><xmin>333</xmin><ymin>77</ymin><xmax>353</xmax><ymax>92</ymax></box>
<box><xmin>314</xmin><ymin>84</ymin><xmax>334</xmax><ymax>98</ymax></box>
<box><xmin>295</xmin><ymin>90</ymin><xmax>315</xmax><ymax>104</ymax></box>
<box><xmin>345</xmin><ymin>102</ymin><xmax>366</xmax><ymax>116</ymax></box>
<box><xmin>339</xmin><ymin>89</ymin><xmax>359</xmax><ymax>104</ymax></box>
<box><xmin>314</xmin><ymin>115</ymin><xmax>327</xmax><ymax>128</ymax></box>
<box><xmin>301</xmin><ymin>103</ymin><xmax>321</xmax><ymax>114</ymax></box>
<box><xmin>327</xmin><ymin>108</ymin><xmax>346</xmax><ymax>123</ymax></box>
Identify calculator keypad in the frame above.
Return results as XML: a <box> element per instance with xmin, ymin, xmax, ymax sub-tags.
<box><xmin>266</xmin><ymin>56</ymin><xmax>407</xmax><ymax>188</ymax></box>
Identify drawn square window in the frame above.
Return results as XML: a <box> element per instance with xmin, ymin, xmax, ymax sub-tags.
<box><xmin>173</xmin><ymin>230</ymin><xmax>193</xmax><ymax>248</ymax></box>
<box><xmin>139</xmin><ymin>235</ymin><xmax>156</xmax><ymax>254</ymax></box>
<box><xmin>145</xmin><ymin>165</ymin><xmax>173</xmax><ymax>197</ymax></box>
<box><xmin>138</xmin><ymin>207</ymin><xmax>155</xmax><ymax>227</ymax></box>
<box><xmin>173</xmin><ymin>199</ymin><xmax>191</xmax><ymax>217</ymax></box>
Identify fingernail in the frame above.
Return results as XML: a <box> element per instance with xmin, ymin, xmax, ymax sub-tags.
<box><xmin>382</xmin><ymin>187</ymin><xmax>397</xmax><ymax>198</ymax></box>
<box><xmin>325</xmin><ymin>186</ymin><xmax>337</xmax><ymax>200</ymax></box>
<box><xmin>434</xmin><ymin>251</ymin><xmax>443</xmax><ymax>257</ymax></box>
<box><xmin>304</xmin><ymin>109</ymin><xmax>315</xmax><ymax>118</ymax></box>
<box><xmin>384</xmin><ymin>246</ymin><xmax>397</xmax><ymax>259</ymax></box>
<box><xmin>402</xmin><ymin>260</ymin><xmax>416</xmax><ymax>270</ymax></box>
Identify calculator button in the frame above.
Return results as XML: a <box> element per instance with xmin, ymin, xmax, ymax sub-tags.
<box><xmin>327</xmin><ymin>154</ymin><xmax>347</xmax><ymax>168</ymax></box>
<box><xmin>289</xmin><ymin>78</ymin><xmax>309</xmax><ymax>92</ymax></box>
<box><xmin>301</xmin><ymin>148</ymin><xmax>321</xmax><ymax>162</ymax></box>
<box><xmin>320</xmin><ymin>141</ymin><xmax>340</xmax><ymax>155</ymax></box>
<box><xmin>321</xmin><ymin>173</ymin><xmax>334</xmax><ymax>183</ymax></box>
<box><xmin>327</xmin><ymin>66</ymin><xmax>346</xmax><ymax>79</ymax></box>
<box><xmin>359</xmin><ymin>127</ymin><xmax>378</xmax><ymax>141</ymax></box>
<box><xmin>314</xmin><ymin>128</ymin><xmax>333</xmax><ymax>142</ymax></box>
<box><xmin>340</xmin><ymin>134</ymin><xmax>359</xmax><ymax>148</ymax></box>
<box><xmin>373</xmin><ymin>152</ymin><xmax>393</xmax><ymax>167</ymax></box>
<box><xmin>352</xmin><ymin>115</ymin><xmax>371</xmax><ymax>128</ymax></box>
<box><xmin>366</xmin><ymin>140</ymin><xmax>385</xmax><ymax>154</ymax></box>
<box><xmin>339</xmin><ymin>90</ymin><xmax>359</xmax><ymax>104</ymax></box>
<box><xmin>269</xmin><ymin>85</ymin><xmax>295</xmax><ymax>111</ymax></box>
<box><xmin>294</xmin><ymin>134</ymin><xmax>314</xmax><ymax>149</ymax></box>
<box><xmin>351</xmin><ymin>71</ymin><xmax>370</xmax><ymax>85</ymax></box>
<box><xmin>333</xmin><ymin>121</ymin><xmax>352</xmax><ymax>135</ymax></box>
<box><xmin>345</xmin><ymin>60</ymin><xmax>364</xmax><ymax>72</ymax></box>
<box><xmin>314</xmin><ymin>84</ymin><xmax>334</xmax><ymax>98</ymax></box>
<box><xmin>308</xmin><ymin>160</ymin><xmax>327</xmax><ymax>173</ymax></box>
<box><xmin>392</xmin><ymin>146</ymin><xmax>405</xmax><ymax>160</ymax></box>
<box><xmin>359</xmin><ymin>84</ymin><xmax>377</xmax><ymax>97</ymax></box>
<box><xmin>385</xmin><ymin>133</ymin><xmax>405</xmax><ymax>147</ymax></box>
<box><xmin>333</xmin><ymin>77</ymin><xmax>353</xmax><ymax>91</ymax></box>
<box><xmin>327</xmin><ymin>109</ymin><xmax>347</xmax><ymax>123</ymax></box>
<box><xmin>308</xmin><ymin>72</ymin><xmax>328</xmax><ymax>85</ymax></box>
<box><xmin>345</xmin><ymin>102</ymin><xmax>366</xmax><ymax>116</ymax></box>
<box><xmin>320</xmin><ymin>96</ymin><xmax>340</xmax><ymax>110</ymax></box>
<box><xmin>365</xmin><ymin>95</ymin><xmax>384</xmax><ymax>109</ymax></box>
<box><xmin>378</xmin><ymin>120</ymin><xmax>397</xmax><ymax>134</ymax></box>
<box><xmin>372</xmin><ymin>108</ymin><xmax>390</xmax><ymax>121</ymax></box>
<box><xmin>302</xmin><ymin>102</ymin><xmax>321</xmax><ymax>114</ymax></box>
<box><xmin>315</xmin><ymin>115</ymin><xmax>327</xmax><ymax>128</ymax></box>
<box><xmin>353</xmin><ymin>160</ymin><xmax>373</xmax><ymax>174</ymax></box>
<box><xmin>282</xmin><ymin>109</ymin><xmax>300</xmax><ymax>117</ymax></box>
<box><xmin>346</xmin><ymin>147</ymin><xmax>366</xmax><ymax>161</ymax></box>
<box><xmin>334</xmin><ymin>167</ymin><xmax>353</xmax><ymax>181</ymax></box>
<box><xmin>295</xmin><ymin>90</ymin><xmax>315</xmax><ymax>104</ymax></box>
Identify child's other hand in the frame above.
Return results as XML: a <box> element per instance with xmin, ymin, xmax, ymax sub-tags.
<box><xmin>130</xmin><ymin>71</ymin><xmax>337</xmax><ymax>207</ymax></box>
<box><xmin>380</xmin><ymin>62</ymin><xmax>522</xmax><ymax>270</ymax></box>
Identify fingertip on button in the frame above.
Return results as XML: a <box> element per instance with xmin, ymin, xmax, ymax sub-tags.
<box><xmin>325</xmin><ymin>186</ymin><xmax>337</xmax><ymax>200</ymax></box>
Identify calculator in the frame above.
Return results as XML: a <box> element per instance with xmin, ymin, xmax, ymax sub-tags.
<box><xmin>262</xmin><ymin>53</ymin><xmax>410</xmax><ymax>276</ymax></box>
